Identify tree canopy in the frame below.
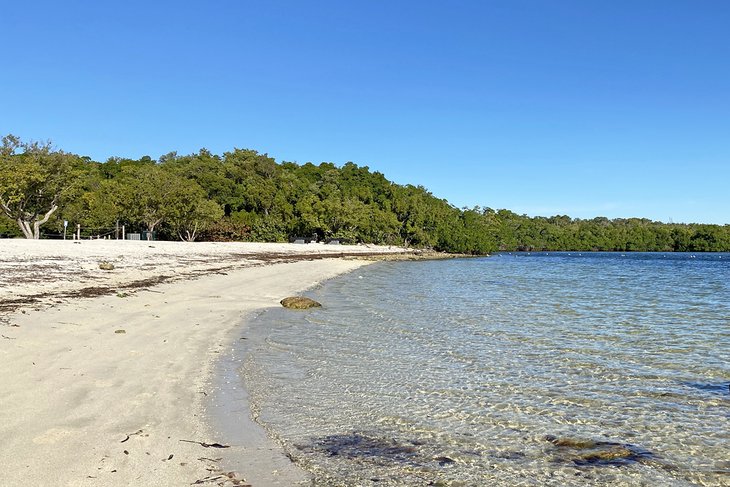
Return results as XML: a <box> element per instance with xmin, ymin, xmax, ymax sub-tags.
<box><xmin>0</xmin><ymin>136</ymin><xmax>83</xmax><ymax>238</ymax></box>
<box><xmin>1</xmin><ymin>134</ymin><xmax>729</xmax><ymax>252</ymax></box>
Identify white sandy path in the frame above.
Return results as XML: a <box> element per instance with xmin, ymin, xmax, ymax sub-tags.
<box><xmin>0</xmin><ymin>240</ymin><xmax>397</xmax><ymax>486</ymax></box>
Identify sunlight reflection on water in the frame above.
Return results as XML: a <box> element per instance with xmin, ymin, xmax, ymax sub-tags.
<box><xmin>242</xmin><ymin>253</ymin><xmax>730</xmax><ymax>486</ymax></box>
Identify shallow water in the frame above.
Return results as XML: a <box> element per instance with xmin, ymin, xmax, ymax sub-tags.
<box><xmin>241</xmin><ymin>253</ymin><xmax>730</xmax><ymax>486</ymax></box>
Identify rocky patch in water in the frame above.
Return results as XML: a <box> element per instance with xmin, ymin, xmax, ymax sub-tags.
<box><xmin>280</xmin><ymin>296</ymin><xmax>322</xmax><ymax>309</ymax></box>
<box><xmin>545</xmin><ymin>435</ymin><xmax>653</xmax><ymax>467</ymax></box>
<box><xmin>308</xmin><ymin>433</ymin><xmax>418</xmax><ymax>462</ymax></box>
<box><xmin>293</xmin><ymin>432</ymin><xmax>460</xmax><ymax>470</ymax></box>
<box><xmin>682</xmin><ymin>381</ymin><xmax>730</xmax><ymax>396</ymax></box>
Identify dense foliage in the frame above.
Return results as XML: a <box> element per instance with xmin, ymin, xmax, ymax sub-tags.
<box><xmin>1</xmin><ymin>135</ymin><xmax>729</xmax><ymax>252</ymax></box>
<box><xmin>0</xmin><ymin>135</ymin><xmax>85</xmax><ymax>238</ymax></box>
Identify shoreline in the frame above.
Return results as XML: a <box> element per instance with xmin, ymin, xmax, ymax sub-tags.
<box><xmin>203</xmin><ymin>261</ymin><xmax>374</xmax><ymax>487</ymax></box>
<box><xmin>206</xmin><ymin>306</ymin><xmax>310</xmax><ymax>486</ymax></box>
<box><xmin>0</xmin><ymin>240</ymin><xmax>395</xmax><ymax>486</ymax></box>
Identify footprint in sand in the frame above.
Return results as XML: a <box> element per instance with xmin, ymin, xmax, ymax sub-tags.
<box><xmin>33</xmin><ymin>428</ymin><xmax>74</xmax><ymax>445</ymax></box>
<box><xmin>94</xmin><ymin>379</ymin><xmax>114</xmax><ymax>388</ymax></box>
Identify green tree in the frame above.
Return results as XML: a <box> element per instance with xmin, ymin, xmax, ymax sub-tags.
<box><xmin>116</xmin><ymin>164</ymin><xmax>215</xmax><ymax>238</ymax></box>
<box><xmin>166</xmin><ymin>184</ymin><xmax>225</xmax><ymax>241</ymax></box>
<box><xmin>0</xmin><ymin>135</ymin><xmax>83</xmax><ymax>239</ymax></box>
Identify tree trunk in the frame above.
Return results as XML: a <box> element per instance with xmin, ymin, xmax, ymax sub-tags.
<box><xmin>14</xmin><ymin>205</ymin><xmax>59</xmax><ymax>239</ymax></box>
<box><xmin>146</xmin><ymin>219</ymin><xmax>162</xmax><ymax>240</ymax></box>
<box><xmin>188</xmin><ymin>222</ymin><xmax>198</xmax><ymax>242</ymax></box>
<box><xmin>31</xmin><ymin>205</ymin><xmax>59</xmax><ymax>239</ymax></box>
<box><xmin>180</xmin><ymin>222</ymin><xmax>198</xmax><ymax>242</ymax></box>
<box><xmin>17</xmin><ymin>219</ymin><xmax>33</xmax><ymax>239</ymax></box>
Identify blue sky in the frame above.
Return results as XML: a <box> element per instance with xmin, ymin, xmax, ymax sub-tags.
<box><xmin>2</xmin><ymin>1</ymin><xmax>729</xmax><ymax>224</ymax></box>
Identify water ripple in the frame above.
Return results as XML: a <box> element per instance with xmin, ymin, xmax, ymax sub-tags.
<box><xmin>242</xmin><ymin>253</ymin><xmax>730</xmax><ymax>486</ymax></box>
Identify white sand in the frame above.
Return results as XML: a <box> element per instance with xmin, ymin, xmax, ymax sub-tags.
<box><xmin>0</xmin><ymin>239</ymin><xmax>404</xmax><ymax>486</ymax></box>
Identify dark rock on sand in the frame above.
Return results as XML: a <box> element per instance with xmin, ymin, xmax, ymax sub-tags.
<box><xmin>280</xmin><ymin>296</ymin><xmax>322</xmax><ymax>309</ymax></box>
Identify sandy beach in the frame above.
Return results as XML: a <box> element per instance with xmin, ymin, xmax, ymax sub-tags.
<box><xmin>0</xmin><ymin>239</ymin><xmax>408</xmax><ymax>487</ymax></box>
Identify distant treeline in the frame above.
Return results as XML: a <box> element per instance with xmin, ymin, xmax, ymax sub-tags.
<box><xmin>1</xmin><ymin>136</ymin><xmax>728</xmax><ymax>252</ymax></box>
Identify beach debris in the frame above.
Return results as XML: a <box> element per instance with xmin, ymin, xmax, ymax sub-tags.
<box><xmin>544</xmin><ymin>435</ymin><xmax>652</xmax><ymax>466</ymax></box>
<box><xmin>191</xmin><ymin>471</ymin><xmax>250</xmax><ymax>486</ymax></box>
<box><xmin>114</xmin><ymin>329</ymin><xmax>126</xmax><ymax>334</ymax></box>
<box><xmin>191</xmin><ymin>475</ymin><xmax>226</xmax><ymax>485</ymax></box>
<box><xmin>116</xmin><ymin>292</ymin><xmax>130</xmax><ymax>298</ymax></box>
<box><xmin>76</xmin><ymin>286</ymin><xmax>113</xmax><ymax>298</ymax></box>
<box><xmin>98</xmin><ymin>262</ymin><xmax>115</xmax><ymax>270</ymax></box>
<box><xmin>1</xmin><ymin>334</ymin><xmax>16</xmax><ymax>339</ymax></box>
<box><xmin>123</xmin><ymin>450</ymin><xmax>129</xmax><ymax>455</ymax></box>
<box><xmin>162</xmin><ymin>454</ymin><xmax>174</xmax><ymax>461</ymax></box>
<box><xmin>223</xmin><ymin>472</ymin><xmax>246</xmax><ymax>483</ymax></box>
<box><xmin>121</xmin><ymin>429</ymin><xmax>144</xmax><ymax>443</ymax></box>
<box><xmin>280</xmin><ymin>296</ymin><xmax>322</xmax><ymax>309</ymax></box>
<box><xmin>180</xmin><ymin>439</ymin><xmax>230</xmax><ymax>449</ymax></box>
<box><xmin>141</xmin><ymin>288</ymin><xmax>163</xmax><ymax>293</ymax></box>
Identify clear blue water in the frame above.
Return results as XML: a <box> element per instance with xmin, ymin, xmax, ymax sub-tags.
<box><xmin>241</xmin><ymin>253</ymin><xmax>730</xmax><ymax>486</ymax></box>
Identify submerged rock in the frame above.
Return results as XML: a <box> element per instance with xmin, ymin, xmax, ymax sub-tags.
<box><xmin>298</xmin><ymin>433</ymin><xmax>417</xmax><ymax>461</ymax></box>
<box><xmin>682</xmin><ymin>381</ymin><xmax>730</xmax><ymax>396</ymax></box>
<box><xmin>545</xmin><ymin>435</ymin><xmax>652</xmax><ymax>466</ymax></box>
<box><xmin>434</xmin><ymin>456</ymin><xmax>456</xmax><ymax>466</ymax></box>
<box><xmin>574</xmin><ymin>446</ymin><xmax>636</xmax><ymax>464</ymax></box>
<box><xmin>546</xmin><ymin>437</ymin><xmax>600</xmax><ymax>449</ymax></box>
<box><xmin>280</xmin><ymin>296</ymin><xmax>322</xmax><ymax>309</ymax></box>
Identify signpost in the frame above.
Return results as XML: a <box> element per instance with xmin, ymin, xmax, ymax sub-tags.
<box><xmin>63</xmin><ymin>220</ymin><xmax>68</xmax><ymax>240</ymax></box>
